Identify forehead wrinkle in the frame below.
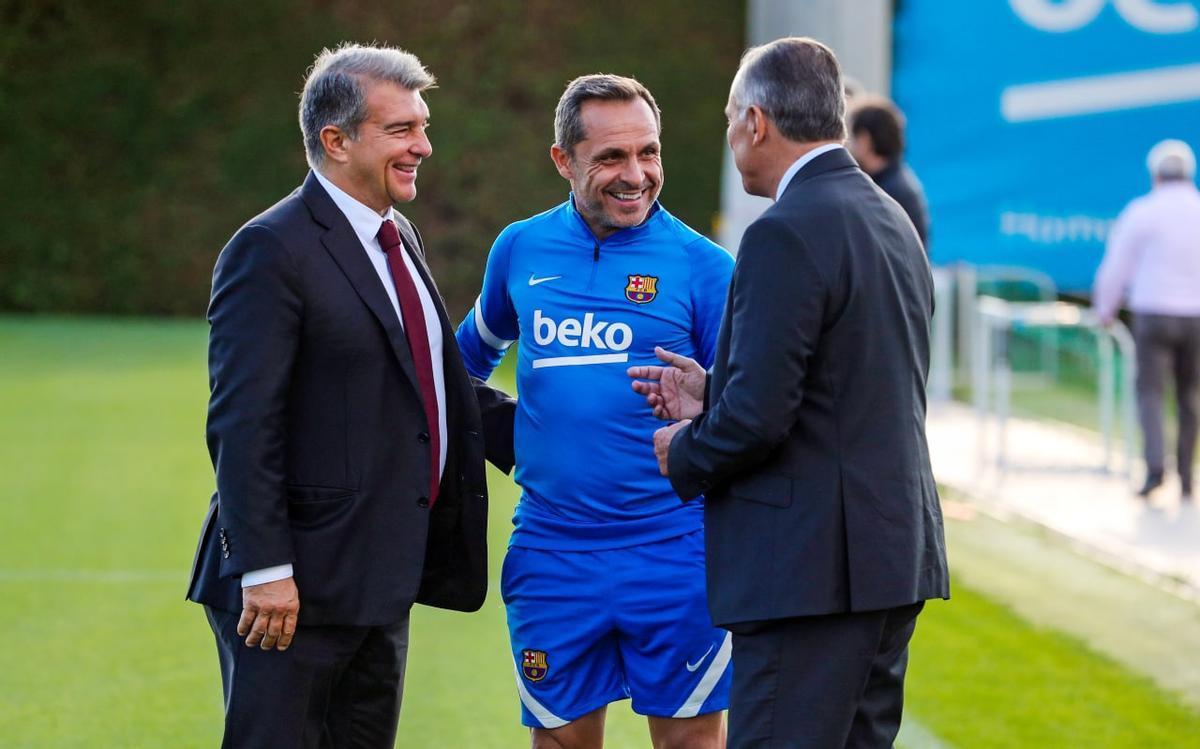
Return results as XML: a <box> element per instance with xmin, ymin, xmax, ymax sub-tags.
<box><xmin>580</xmin><ymin>127</ymin><xmax>661</xmax><ymax>156</ymax></box>
<box><xmin>366</xmin><ymin>86</ymin><xmax>428</xmax><ymax>124</ymax></box>
<box><xmin>576</xmin><ymin>103</ymin><xmax>659</xmax><ymax>151</ymax></box>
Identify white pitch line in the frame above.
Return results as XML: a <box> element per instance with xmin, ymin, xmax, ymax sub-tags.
<box><xmin>0</xmin><ymin>569</ymin><xmax>184</xmax><ymax>583</ymax></box>
<box><xmin>898</xmin><ymin>716</ymin><xmax>954</xmax><ymax>749</ymax></box>
<box><xmin>1001</xmin><ymin>62</ymin><xmax>1200</xmax><ymax>122</ymax></box>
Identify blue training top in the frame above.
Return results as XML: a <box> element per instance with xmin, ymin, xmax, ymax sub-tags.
<box><xmin>456</xmin><ymin>196</ymin><xmax>734</xmax><ymax>551</ymax></box>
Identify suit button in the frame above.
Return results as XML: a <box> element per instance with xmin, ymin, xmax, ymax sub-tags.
<box><xmin>417</xmin><ymin>432</ymin><xmax>430</xmax><ymax>444</ymax></box>
<box><xmin>222</xmin><ymin>551</ymin><xmax>230</xmax><ymax>559</ymax></box>
<box><xmin>417</xmin><ymin>496</ymin><xmax>430</xmax><ymax>508</ymax></box>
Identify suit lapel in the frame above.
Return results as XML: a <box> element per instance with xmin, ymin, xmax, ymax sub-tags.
<box><xmin>395</xmin><ymin>224</ymin><xmax>469</xmax><ymax>434</ymax></box>
<box><xmin>399</xmin><ymin>233</ymin><xmax>451</xmax><ymax>336</ymax></box>
<box><xmin>392</xmin><ymin>215</ymin><xmax>460</xmax><ymax>378</ymax></box>
<box><xmin>300</xmin><ymin>173</ymin><xmax>421</xmax><ymax>392</ymax></box>
<box><xmin>391</xmin><ymin>217</ymin><xmax>482</xmax><ymax>487</ymax></box>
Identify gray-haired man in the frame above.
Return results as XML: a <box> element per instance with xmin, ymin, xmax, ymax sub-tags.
<box><xmin>634</xmin><ymin>37</ymin><xmax>948</xmax><ymax>747</ymax></box>
<box><xmin>187</xmin><ymin>43</ymin><xmax>514</xmax><ymax>747</ymax></box>
<box><xmin>1094</xmin><ymin>139</ymin><xmax>1200</xmax><ymax>502</ymax></box>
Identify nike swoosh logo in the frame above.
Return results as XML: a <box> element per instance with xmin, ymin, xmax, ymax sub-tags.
<box><xmin>528</xmin><ymin>274</ymin><xmax>562</xmax><ymax>286</ymax></box>
<box><xmin>686</xmin><ymin>644</ymin><xmax>715</xmax><ymax>672</ymax></box>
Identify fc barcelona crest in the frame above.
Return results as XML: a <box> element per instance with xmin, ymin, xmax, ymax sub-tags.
<box><xmin>522</xmin><ymin>649</ymin><xmax>549</xmax><ymax>682</ymax></box>
<box><xmin>625</xmin><ymin>275</ymin><xmax>659</xmax><ymax>304</ymax></box>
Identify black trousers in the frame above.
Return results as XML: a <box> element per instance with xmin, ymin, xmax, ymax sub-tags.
<box><xmin>1134</xmin><ymin>313</ymin><xmax>1200</xmax><ymax>490</ymax></box>
<box><xmin>726</xmin><ymin>602</ymin><xmax>924</xmax><ymax>749</ymax></box>
<box><xmin>206</xmin><ymin>606</ymin><xmax>410</xmax><ymax>749</ymax></box>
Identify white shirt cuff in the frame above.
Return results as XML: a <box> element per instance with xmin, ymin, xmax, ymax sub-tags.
<box><xmin>241</xmin><ymin>564</ymin><xmax>294</xmax><ymax>588</ymax></box>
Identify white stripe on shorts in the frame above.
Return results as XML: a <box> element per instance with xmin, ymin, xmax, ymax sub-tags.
<box><xmin>513</xmin><ymin>664</ymin><xmax>568</xmax><ymax>728</ymax></box>
<box><xmin>673</xmin><ymin>631</ymin><xmax>732</xmax><ymax>718</ymax></box>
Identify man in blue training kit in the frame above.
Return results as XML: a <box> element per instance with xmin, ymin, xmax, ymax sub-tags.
<box><xmin>456</xmin><ymin>75</ymin><xmax>734</xmax><ymax>748</ymax></box>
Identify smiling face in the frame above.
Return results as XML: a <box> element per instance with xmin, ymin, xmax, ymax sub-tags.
<box><xmin>551</xmin><ymin>98</ymin><xmax>663</xmax><ymax>240</ymax></box>
<box><xmin>329</xmin><ymin>80</ymin><xmax>432</xmax><ymax>212</ymax></box>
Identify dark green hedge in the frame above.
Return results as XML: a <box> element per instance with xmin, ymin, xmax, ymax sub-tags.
<box><xmin>0</xmin><ymin>1</ymin><xmax>744</xmax><ymax>317</ymax></box>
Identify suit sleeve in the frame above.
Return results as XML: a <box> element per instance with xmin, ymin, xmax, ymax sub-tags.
<box><xmin>471</xmin><ymin>377</ymin><xmax>516</xmax><ymax>473</ymax></box>
<box><xmin>688</xmin><ymin>238</ymin><xmax>735</xmax><ymax>368</ymax></box>
<box><xmin>668</xmin><ymin>216</ymin><xmax>827</xmax><ymax>500</ymax></box>
<box><xmin>455</xmin><ymin>227</ymin><xmax>520</xmax><ymax>380</ymax></box>
<box><xmin>206</xmin><ymin>224</ymin><xmax>301</xmax><ymax>578</ymax></box>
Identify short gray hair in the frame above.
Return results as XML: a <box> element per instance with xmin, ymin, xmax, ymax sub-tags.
<box><xmin>730</xmin><ymin>37</ymin><xmax>846</xmax><ymax>143</ymax></box>
<box><xmin>299</xmin><ymin>43</ymin><xmax>436</xmax><ymax>169</ymax></box>
<box><xmin>554</xmin><ymin>74</ymin><xmax>662</xmax><ymax>156</ymax></box>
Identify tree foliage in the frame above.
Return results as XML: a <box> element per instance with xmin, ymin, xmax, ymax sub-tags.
<box><xmin>0</xmin><ymin>0</ymin><xmax>744</xmax><ymax>316</ymax></box>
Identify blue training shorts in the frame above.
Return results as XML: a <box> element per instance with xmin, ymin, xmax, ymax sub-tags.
<box><xmin>501</xmin><ymin>529</ymin><xmax>731</xmax><ymax>728</ymax></box>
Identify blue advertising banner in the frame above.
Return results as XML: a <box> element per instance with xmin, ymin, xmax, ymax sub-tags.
<box><xmin>893</xmin><ymin>0</ymin><xmax>1200</xmax><ymax>292</ymax></box>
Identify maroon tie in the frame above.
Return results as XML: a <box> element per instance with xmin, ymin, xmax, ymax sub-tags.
<box><xmin>377</xmin><ymin>219</ymin><xmax>440</xmax><ymax>508</ymax></box>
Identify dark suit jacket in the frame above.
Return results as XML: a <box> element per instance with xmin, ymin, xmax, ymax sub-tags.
<box><xmin>187</xmin><ymin>172</ymin><xmax>515</xmax><ymax>626</ymax></box>
<box><xmin>873</xmin><ymin>159</ymin><xmax>930</xmax><ymax>250</ymax></box>
<box><xmin>668</xmin><ymin>148</ymin><xmax>949</xmax><ymax>627</ymax></box>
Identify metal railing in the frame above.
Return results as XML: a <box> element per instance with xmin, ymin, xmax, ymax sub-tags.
<box><xmin>971</xmin><ymin>296</ymin><xmax>1137</xmax><ymax>478</ymax></box>
<box><xmin>955</xmin><ymin>264</ymin><xmax>1061</xmax><ymax>387</ymax></box>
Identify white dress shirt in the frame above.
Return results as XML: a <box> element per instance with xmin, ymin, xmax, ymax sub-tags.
<box><xmin>1093</xmin><ymin>181</ymin><xmax>1200</xmax><ymax>322</ymax></box>
<box><xmin>775</xmin><ymin>143</ymin><xmax>845</xmax><ymax>202</ymax></box>
<box><xmin>242</xmin><ymin>172</ymin><xmax>449</xmax><ymax>588</ymax></box>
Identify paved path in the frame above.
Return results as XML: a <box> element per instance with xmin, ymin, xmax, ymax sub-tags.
<box><xmin>927</xmin><ymin>400</ymin><xmax>1200</xmax><ymax>599</ymax></box>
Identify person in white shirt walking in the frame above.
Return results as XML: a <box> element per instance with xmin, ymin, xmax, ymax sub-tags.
<box><xmin>1094</xmin><ymin>139</ymin><xmax>1200</xmax><ymax>502</ymax></box>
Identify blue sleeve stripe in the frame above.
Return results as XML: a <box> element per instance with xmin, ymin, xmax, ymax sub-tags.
<box><xmin>474</xmin><ymin>296</ymin><xmax>515</xmax><ymax>351</ymax></box>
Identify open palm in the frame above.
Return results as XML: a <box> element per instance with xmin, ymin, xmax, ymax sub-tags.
<box><xmin>628</xmin><ymin>346</ymin><xmax>706</xmax><ymax>421</ymax></box>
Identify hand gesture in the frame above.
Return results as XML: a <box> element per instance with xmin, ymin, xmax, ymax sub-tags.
<box><xmin>238</xmin><ymin>576</ymin><xmax>300</xmax><ymax>651</ymax></box>
<box><xmin>628</xmin><ymin>347</ymin><xmax>706</xmax><ymax>421</ymax></box>
<box><xmin>654</xmin><ymin>419</ymin><xmax>691</xmax><ymax>476</ymax></box>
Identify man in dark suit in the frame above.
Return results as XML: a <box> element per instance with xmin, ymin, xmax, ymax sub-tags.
<box><xmin>630</xmin><ymin>37</ymin><xmax>949</xmax><ymax>748</ymax></box>
<box><xmin>186</xmin><ymin>43</ymin><xmax>514</xmax><ymax>748</ymax></box>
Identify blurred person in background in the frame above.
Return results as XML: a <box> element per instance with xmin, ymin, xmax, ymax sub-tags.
<box><xmin>187</xmin><ymin>43</ymin><xmax>515</xmax><ymax>748</ymax></box>
<box><xmin>847</xmin><ymin>95</ymin><xmax>930</xmax><ymax>249</ymax></box>
<box><xmin>455</xmin><ymin>75</ymin><xmax>734</xmax><ymax>748</ymax></box>
<box><xmin>1094</xmin><ymin>139</ymin><xmax>1200</xmax><ymax>503</ymax></box>
<box><xmin>842</xmin><ymin>74</ymin><xmax>864</xmax><ymax>102</ymax></box>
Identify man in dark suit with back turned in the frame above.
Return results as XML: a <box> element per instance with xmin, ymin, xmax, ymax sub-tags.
<box><xmin>630</xmin><ymin>37</ymin><xmax>949</xmax><ymax>748</ymax></box>
<box><xmin>186</xmin><ymin>43</ymin><xmax>515</xmax><ymax>748</ymax></box>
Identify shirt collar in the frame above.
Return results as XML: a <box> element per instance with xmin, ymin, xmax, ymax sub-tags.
<box><xmin>564</xmin><ymin>192</ymin><xmax>664</xmax><ymax>244</ymax></box>
<box><xmin>775</xmin><ymin>143</ymin><xmax>845</xmax><ymax>202</ymax></box>
<box><xmin>312</xmin><ymin>169</ymin><xmax>397</xmax><ymax>250</ymax></box>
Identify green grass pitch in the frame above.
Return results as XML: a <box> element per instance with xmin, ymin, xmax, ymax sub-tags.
<box><xmin>1</xmin><ymin>316</ymin><xmax>1197</xmax><ymax>747</ymax></box>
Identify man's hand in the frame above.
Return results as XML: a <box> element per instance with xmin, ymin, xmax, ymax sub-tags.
<box><xmin>238</xmin><ymin>576</ymin><xmax>300</xmax><ymax>651</ymax></box>
<box><xmin>628</xmin><ymin>347</ymin><xmax>706</xmax><ymax>421</ymax></box>
<box><xmin>653</xmin><ymin>419</ymin><xmax>691</xmax><ymax>476</ymax></box>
